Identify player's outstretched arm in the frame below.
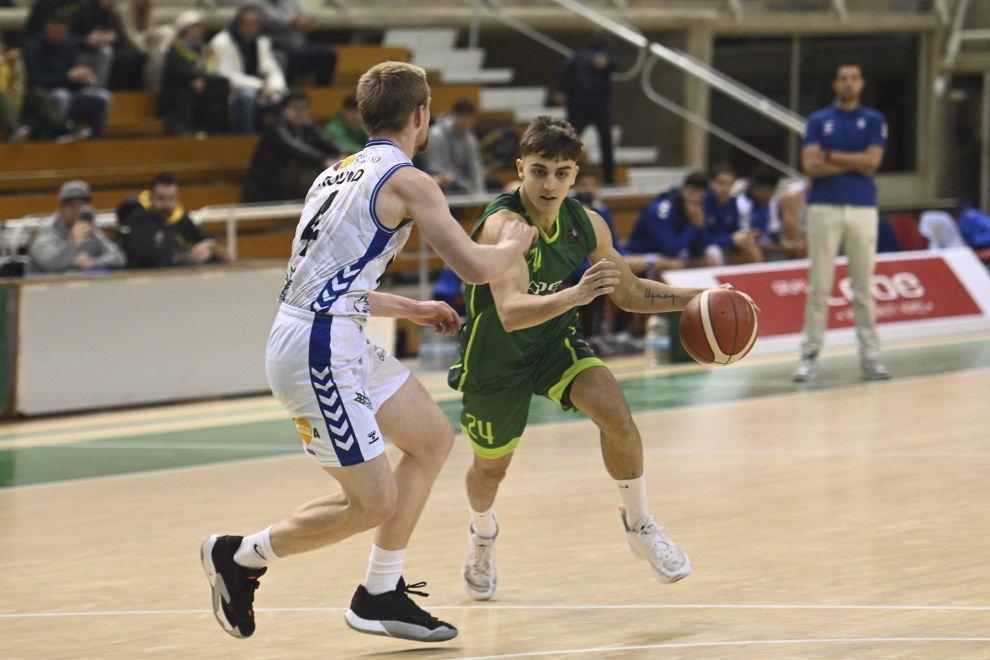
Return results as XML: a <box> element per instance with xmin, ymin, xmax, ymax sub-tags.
<box><xmin>367</xmin><ymin>291</ymin><xmax>462</xmax><ymax>336</ymax></box>
<box><xmin>378</xmin><ymin>167</ymin><xmax>536</xmax><ymax>285</ymax></box>
<box><xmin>483</xmin><ymin>211</ymin><xmax>619</xmax><ymax>332</ymax></box>
<box><xmin>586</xmin><ymin>211</ymin><xmax>705</xmax><ymax>313</ymax></box>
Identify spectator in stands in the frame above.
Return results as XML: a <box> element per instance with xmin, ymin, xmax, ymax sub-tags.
<box><xmin>0</xmin><ymin>35</ymin><xmax>30</xmax><ymax>142</ymax></box>
<box><xmin>626</xmin><ymin>172</ymin><xmax>716</xmax><ymax>277</ymax></box>
<box><xmin>769</xmin><ymin>177</ymin><xmax>808</xmax><ymax>258</ymax></box>
<box><xmin>26</xmin><ymin>0</ymin><xmax>116</xmax><ymax>88</ymax></box>
<box><xmin>794</xmin><ymin>59</ymin><xmax>889</xmax><ymax>382</ymax></box>
<box><xmin>255</xmin><ymin>0</ymin><xmax>335</xmax><ymax>87</ymax></box>
<box><xmin>556</xmin><ymin>37</ymin><xmax>621</xmax><ymax>184</ymax></box>
<box><xmin>211</xmin><ymin>4</ymin><xmax>287</xmax><ymax>134</ymax></box>
<box><xmin>22</xmin><ymin>12</ymin><xmax>113</xmax><ymax>138</ymax></box>
<box><xmin>85</xmin><ymin>0</ymin><xmax>147</xmax><ymax>89</ymax></box>
<box><xmin>118</xmin><ymin>173</ymin><xmax>222</xmax><ymax>268</ymax></box>
<box><xmin>158</xmin><ymin>10</ymin><xmax>229</xmax><ymax>135</ymax></box>
<box><xmin>244</xmin><ymin>91</ymin><xmax>344</xmax><ymax>202</ymax></box>
<box><xmin>28</xmin><ymin>179</ymin><xmax>126</xmax><ymax>273</ymax></box>
<box><xmin>733</xmin><ymin>166</ymin><xmax>783</xmax><ymax>262</ymax></box>
<box><xmin>324</xmin><ymin>93</ymin><xmax>367</xmax><ymax>154</ymax></box>
<box><xmin>956</xmin><ymin>206</ymin><xmax>990</xmax><ymax>251</ymax></box>
<box><xmin>422</xmin><ymin>99</ymin><xmax>486</xmax><ymax>195</ymax></box>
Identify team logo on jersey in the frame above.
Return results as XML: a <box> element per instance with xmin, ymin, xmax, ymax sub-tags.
<box><xmin>857</xmin><ymin>118</ymin><xmax>866</xmax><ymax>130</ymax></box>
<box><xmin>335</xmin><ymin>154</ymin><xmax>358</xmax><ymax>170</ymax></box>
<box><xmin>823</xmin><ymin>120</ymin><xmax>835</xmax><ymax>135</ymax></box>
<box><xmin>355</xmin><ymin>390</ymin><xmax>373</xmax><ymax>410</ymax></box>
<box><xmin>566</xmin><ymin>228</ymin><xmax>579</xmax><ymax>243</ymax></box>
<box><xmin>279</xmin><ymin>266</ymin><xmax>296</xmax><ymax>301</ymax></box>
<box><xmin>293</xmin><ymin>417</ymin><xmax>319</xmax><ymax>444</ymax></box>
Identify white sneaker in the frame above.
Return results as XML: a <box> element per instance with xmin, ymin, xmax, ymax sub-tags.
<box><xmin>792</xmin><ymin>357</ymin><xmax>818</xmax><ymax>382</ymax></box>
<box><xmin>462</xmin><ymin>515</ymin><xmax>498</xmax><ymax>600</ymax></box>
<box><xmin>620</xmin><ymin>508</ymin><xmax>692</xmax><ymax>584</ymax></box>
<box><xmin>861</xmin><ymin>358</ymin><xmax>891</xmax><ymax>380</ymax></box>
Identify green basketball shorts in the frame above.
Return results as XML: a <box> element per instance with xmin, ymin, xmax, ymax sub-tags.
<box><xmin>458</xmin><ymin>330</ymin><xmax>606</xmax><ymax>459</ymax></box>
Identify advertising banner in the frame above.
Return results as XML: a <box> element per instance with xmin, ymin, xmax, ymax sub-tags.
<box><xmin>663</xmin><ymin>248</ymin><xmax>990</xmax><ymax>356</ymax></box>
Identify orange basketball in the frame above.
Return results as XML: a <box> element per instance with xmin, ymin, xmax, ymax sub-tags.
<box><xmin>679</xmin><ymin>288</ymin><xmax>758</xmax><ymax>366</ymax></box>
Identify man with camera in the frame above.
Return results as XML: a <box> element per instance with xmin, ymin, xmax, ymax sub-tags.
<box><xmin>28</xmin><ymin>179</ymin><xmax>126</xmax><ymax>273</ymax></box>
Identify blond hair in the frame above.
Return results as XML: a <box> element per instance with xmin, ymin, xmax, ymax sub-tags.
<box><xmin>356</xmin><ymin>61</ymin><xmax>430</xmax><ymax>135</ymax></box>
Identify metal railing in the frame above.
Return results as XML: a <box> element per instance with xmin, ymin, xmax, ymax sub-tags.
<box><xmin>548</xmin><ymin>0</ymin><xmax>808</xmax><ymax>136</ymax></box>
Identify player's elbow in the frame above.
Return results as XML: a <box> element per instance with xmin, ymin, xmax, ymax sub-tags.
<box><xmin>499</xmin><ymin>312</ymin><xmax>523</xmax><ymax>333</ymax></box>
<box><xmin>457</xmin><ymin>262</ymin><xmax>490</xmax><ymax>286</ymax></box>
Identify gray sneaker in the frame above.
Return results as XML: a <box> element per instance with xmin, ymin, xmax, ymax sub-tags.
<box><xmin>861</xmin><ymin>358</ymin><xmax>891</xmax><ymax>380</ymax></box>
<box><xmin>792</xmin><ymin>357</ymin><xmax>818</xmax><ymax>382</ymax></box>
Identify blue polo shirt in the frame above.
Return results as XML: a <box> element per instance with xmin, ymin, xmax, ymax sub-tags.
<box><xmin>703</xmin><ymin>189</ymin><xmax>740</xmax><ymax>251</ymax></box>
<box><xmin>803</xmin><ymin>103</ymin><xmax>887</xmax><ymax>207</ymax></box>
<box><xmin>627</xmin><ymin>189</ymin><xmax>706</xmax><ymax>258</ymax></box>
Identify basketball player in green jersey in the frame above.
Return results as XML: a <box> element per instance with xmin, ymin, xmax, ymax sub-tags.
<box><xmin>449</xmin><ymin>117</ymin><xmax>746</xmax><ymax>599</ymax></box>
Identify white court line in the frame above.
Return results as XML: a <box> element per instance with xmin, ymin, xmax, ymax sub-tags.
<box><xmin>445</xmin><ymin>638</ymin><xmax>990</xmax><ymax>660</ymax></box>
<box><xmin>4</xmin><ymin>603</ymin><xmax>990</xmax><ymax>618</ymax></box>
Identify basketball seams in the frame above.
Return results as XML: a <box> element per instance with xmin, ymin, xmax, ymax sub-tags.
<box><xmin>699</xmin><ymin>290</ymin><xmax>730</xmax><ymax>365</ymax></box>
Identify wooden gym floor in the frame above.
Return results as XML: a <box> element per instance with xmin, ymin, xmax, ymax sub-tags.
<box><xmin>2</xmin><ymin>335</ymin><xmax>990</xmax><ymax>659</ymax></box>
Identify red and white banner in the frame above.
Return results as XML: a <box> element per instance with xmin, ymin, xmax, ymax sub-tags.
<box><xmin>664</xmin><ymin>248</ymin><xmax>990</xmax><ymax>356</ymax></box>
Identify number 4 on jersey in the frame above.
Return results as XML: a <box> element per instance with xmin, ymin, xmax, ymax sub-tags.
<box><xmin>298</xmin><ymin>190</ymin><xmax>338</xmax><ymax>257</ymax></box>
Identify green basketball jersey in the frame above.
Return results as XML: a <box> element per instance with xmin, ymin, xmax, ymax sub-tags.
<box><xmin>448</xmin><ymin>188</ymin><xmax>598</xmax><ymax>395</ymax></box>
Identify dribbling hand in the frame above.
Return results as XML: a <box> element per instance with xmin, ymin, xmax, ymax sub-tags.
<box><xmin>717</xmin><ymin>283</ymin><xmax>761</xmax><ymax>314</ymax></box>
<box><xmin>498</xmin><ymin>220</ymin><xmax>538</xmax><ymax>255</ymax></box>
<box><xmin>571</xmin><ymin>259</ymin><xmax>620</xmax><ymax>306</ymax></box>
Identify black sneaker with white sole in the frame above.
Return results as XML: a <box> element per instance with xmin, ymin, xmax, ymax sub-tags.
<box><xmin>200</xmin><ymin>534</ymin><xmax>266</xmax><ymax>638</ymax></box>
<box><xmin>344</xmin><ymin>577</ymin><xmax>457</xmax><ymax>642</ymax></box>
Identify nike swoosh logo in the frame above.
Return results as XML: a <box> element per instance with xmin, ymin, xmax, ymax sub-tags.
<box><xmin>253</xmin><ymin>543</ymin><xmax>265</xmax><ymax>559</ymax></box>
<box><xmin>618</xmin><ymin>485</ymin><xmax>630</xmax><ymax>488</ymax></box>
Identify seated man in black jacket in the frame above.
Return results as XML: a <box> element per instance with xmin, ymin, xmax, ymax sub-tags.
<box><xmin>22</xmin><ymin>12</ymin><xmax>113</xmax><ymax>138</ymax></box>
<box><xmin>243</xmin><ymin>91</ymin><xmax>344</xmax><ymax>202</ymax></box>
<box><xmin>118</xmin><ymin>172</ymin><xmax>223</xmax><ymax>268</ymax></box>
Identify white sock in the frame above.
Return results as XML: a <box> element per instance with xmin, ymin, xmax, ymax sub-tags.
<box><xmin>470</xmin><ymin>505</ymin><xmax>498</xmax><ymax>538</ymax></box>
<box><xmin>234</xmin><ymin>526</ymin><xmax>280</xmax><ymax>570</ymax></box>
<box><xmin>616</xmin><ymin>475</ymin><xmax>650</xmax><ymax>530</ymax></box>
<box><xmin>363</xmin><ymin>545</ymin><xmax>405</xmax><ymax>595</ymax></box>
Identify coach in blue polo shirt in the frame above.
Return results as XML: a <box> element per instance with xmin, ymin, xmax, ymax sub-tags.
<box><xmin>793</xmin><ymin>59</ymin><xmax>890</xmax><ymax>382</ymax></box>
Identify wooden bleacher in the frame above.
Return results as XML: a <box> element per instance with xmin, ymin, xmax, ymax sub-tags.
<box><xmin>0</xmin><ymin>37</ymin><xmax>654</xmax><ymax>275</ymax></box>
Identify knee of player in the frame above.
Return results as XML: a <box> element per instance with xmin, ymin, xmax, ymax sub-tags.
<box><xmin>421</xmin><ymin>424</ymin><xmax>455</xmax><ymax>467</ymax></box>
<box><xmin>359</xmin><ymin>493</ymin><xmax>396</xmax><ymax>529</ymax></box>
<box><xmin>599</xmin><ymin>408</ymin><xmax>636</xmax><ymax>439</ymax></box>
<box><xmin>472</xmin><ymin>461</ymin><xmax>509</xmax><ymax>485</ymax></box>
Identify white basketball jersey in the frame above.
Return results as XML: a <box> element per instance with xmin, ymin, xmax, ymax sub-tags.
<box><xmin>277</xmin><ymin>139</ymin><xmax>414</xmax><ymax>320</ymax></box>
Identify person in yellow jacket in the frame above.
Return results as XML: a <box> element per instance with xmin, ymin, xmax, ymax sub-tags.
<box><xmin>157</xmin><ymin>10</ymin><xmax>230</xmax><ymax>134</ymax></box>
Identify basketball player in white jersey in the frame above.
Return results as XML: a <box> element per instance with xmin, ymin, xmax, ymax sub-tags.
<box><xmin>200</xmin><ymin>62</ymin><xmax>536</xmax><ymax>643</ymax></box>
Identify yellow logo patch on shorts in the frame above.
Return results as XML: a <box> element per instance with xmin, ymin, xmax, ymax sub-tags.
<box><xmin>293</xmin><ymin>417</ymin><xmax>314</xmax><ymax>444</ymax></box>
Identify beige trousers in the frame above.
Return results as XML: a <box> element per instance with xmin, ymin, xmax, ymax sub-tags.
<box><xmin>800</xmin><ymin>203</ymin><xmax>881</xmax><ymax>361</ymax></box>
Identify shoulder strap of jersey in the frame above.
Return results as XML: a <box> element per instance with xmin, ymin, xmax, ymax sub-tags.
<box><xmin>470</xmin><ymin>189</ymin><xmax>528</xmax><ymax>240</ymax></box>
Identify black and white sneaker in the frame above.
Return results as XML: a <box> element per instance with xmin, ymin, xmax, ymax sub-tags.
<box><xmin>200</xmin><ymin>534</ymin><xmax>266</xmax><ymax>638</ymax></box>
<box><xmin>344</xmin><ymin>577</ymin><xmax>458</xmax><ymax>642</ymax></box>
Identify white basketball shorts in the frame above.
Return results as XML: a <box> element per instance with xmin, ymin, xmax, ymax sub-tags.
<box><xmin>266</xmin><ymin>304</ymin><xmax>410</xmax><ymax>467</ymax></box>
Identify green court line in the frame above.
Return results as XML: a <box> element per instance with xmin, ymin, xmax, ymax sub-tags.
<box><xmin>2</xmin><ymin>338</ymin><xmax>989</xmax><ymax>489</ymax></box>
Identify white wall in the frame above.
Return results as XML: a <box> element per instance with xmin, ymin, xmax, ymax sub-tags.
<box><xmin>16</xmin><ymin>266</ymin><xmax>395</xmax><ymax>416</ymax></box>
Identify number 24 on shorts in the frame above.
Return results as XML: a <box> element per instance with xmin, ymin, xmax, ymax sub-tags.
<box><xmin>465</xmin><ymin>414</ymin><xmax>495</xmax><ymax>444</ymax></box>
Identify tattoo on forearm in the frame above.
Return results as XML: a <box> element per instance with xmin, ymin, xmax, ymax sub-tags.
<box><xmin>644</xmin><ymin>289</ymin><xmax>679</xmax><ymax>306</ymax></box>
